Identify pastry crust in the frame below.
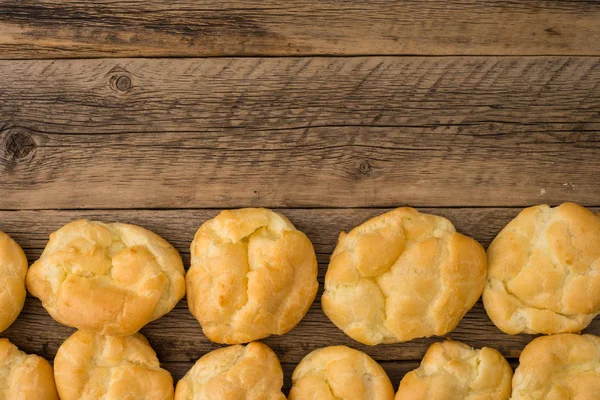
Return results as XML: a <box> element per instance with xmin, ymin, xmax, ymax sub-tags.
<box><xmin>26</xmin><ymin>219</ymin><xmax>185</xmax><ymax>336</ymax></box>
<box><xmin>511</xmin><ymin>333</ymin><xmax>600</xmax><ymax>400</ymax></box>
<box><xmin>54</xmin><ymin>330</ymin><xmax>174</xmax><ymax>400</ymax></box>
<box><xmin>0</xmin><ymin>338</ymin><xmax>59</xmax><ymax>400</ymax></box>
<box><xmin>483</xmin><ymin>203</ymin><xmax>600</xmax><ymax>335</ymax></box>
<box><xmin>322</xmin><ymin>207</ymin><xmax>487</xmax><ymax>345</ymax></box>
<box><xmin>174</xmin><ymin>342</ymin><xmax>285</xmax><ymax>400</ymax></box>
<box><xmin>395</xmin><ymin>340</ymin><xmax>512</xmax><ymax>400</ymax></box>
<box><xmin>187</xmin><ymin>208</ymin><xmax>318</xmax><ymax>344</ymax></box>
<box><xmin>288</xmin><ymin>345</ymin><xmax>394</xmax><ymax>400</ymax></box>
<box><xmin>0</xmin><ymin>231</ymin><xmax>27</xmax><ymax>333</ymax></box>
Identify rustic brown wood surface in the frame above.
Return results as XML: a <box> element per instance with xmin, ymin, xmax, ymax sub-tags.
<box><xmin>1</xmin><ymin>0</ymin><xmax>599</xmax><ymax>396</ymax></box>
<box><xmin>1</xmin><ymin>58</ymin><xmax>599</xmax><ymax>210</ymax></box>
<box><xmin>1</xmin><ymin>1</ymin><xmax>600</xmax><ymax>58</ymax></box>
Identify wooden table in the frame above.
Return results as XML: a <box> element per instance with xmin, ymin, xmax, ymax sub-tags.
<box><xmin>1</xmin><ymin>1</ymin><xmax>599</xmax><ymax>394</ymax></box>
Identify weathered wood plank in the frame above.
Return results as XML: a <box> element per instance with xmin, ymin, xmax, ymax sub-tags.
<box><xmin>1</xmin><ymin>58</ymin><xmax>599</xmax><ymax>209</ymax></box>
<box><xmin>0</xmin><ymin>1</ymin><xmax>599</xmax><ymax>58</ymax></box>
<box><xmin>1</xmin><ymin>208</ymin><xmax>598</xmax><ymax>368</ymax></box>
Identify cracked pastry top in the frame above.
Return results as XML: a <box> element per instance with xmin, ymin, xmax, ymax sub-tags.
<box><xmin>175</xmin><ymin>342</ymin><xmax>285</xmax><ymax>400</ymax></box>
<box><xmin>322</xmin><ymin>207</ymin><xmax>487</xmax><ymax>345</ymax></box>
<box><xmin>511</xmin><ymin>333</ymin><xmax>600</xmax><ymax>399</ymax></box>
<box><xmin>0</xmin><ymin>231</ymin><xmax>28</xmax><ymax>333</ymax></box>
<box><xmin>288</xmin><ymin>345</ymin><xmax>394</xmax><ymax>400</ymax></box>
<box><xmin>187</xmin><ymin>208</ymin><xmax>318</xmax><ymax>344</ymax></box>
<box><xmin>54</xmin><ymin>330</ymin><xmax>174</xmax><ymax>400</ymax></box>
<box><xmin>26</xmin><ymin>219</ymin><xmax>186</xmax><ymax>336</ymax></box>
<box><xmin>395</xmin><ymin>340</ymin><xmax>512</xmax><ymax>400</ymax></box>
<box><xmin>483</xmin><ymin>203</ymin><xmax>600</xmax><ymax>335</ymax></box>
<box><xmin>0</xmin><ymin>338</ymin><xmax>59</xmax><ymax>400</ymax></box>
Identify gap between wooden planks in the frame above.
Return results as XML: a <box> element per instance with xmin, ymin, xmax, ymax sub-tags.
<box><xmin>0</xmin><ymin>57</ymin><xmax>599</xmax><ymax>209</ymax></box>
<box><xmin>0</xmin><ymin>1</ymin><xmax>599</xmax><ymax>57</ymax></box>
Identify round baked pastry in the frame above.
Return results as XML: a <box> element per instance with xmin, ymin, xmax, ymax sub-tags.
<box><xmin>395</xmin><ymin>340</ymin><xmax>512</xmax><ymax>400</ymax></box>
<box><xmin>26</xmin><ymin>219</ymin><xmax>185</xmax><ymax>336</ymax></box>
<box><xmin>288</xmin><ymin>345</ymin><xmax>394</xmax><ymax>400</ymax></box>
<box><xmin>512</xmin><ymin>333</ymin><xmax>600</xmax><ymax>399</ymax></box>
<box><xmin>175</xmin><ymin>342</ymin><xmax>285</xmax><ymax>400</ymax></box>
<box><xmin>0</xmin><ymin>338</ymin><xmax>59</xmax><ymax>400</ymax></box>
<box><xmin>54</xmin><ymin>330</ymin><xmax>174</xmax><ymax>400</ymax></box>
<box><xmin>0</xmin><ymin>231</ymin><xmax>28</xmax><ymax>333</ymax></box>
<box><xmin>483</xmin><ymin>203</ymin><xmax>600</xmax><ymax>335</ymax></box>
<box><xmin>322</xmin><ymin>207</ymin><xmax>487</xmax><ymax>345</ymax></box>
<box><xmin>187</xmin><ymin>208</ymin><xmax>318</xmax><ymax>344</ymax></box>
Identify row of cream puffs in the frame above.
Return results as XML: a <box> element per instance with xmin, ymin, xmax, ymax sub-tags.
<box><xmin>2</xmin><ymin>332</ymin><xmax>598</xmax><ymax>399</ymax></box>
<box><xmin>4</xmin><ymin>203</ymin><xmax>598</xmax><ymax>345</ymax></box>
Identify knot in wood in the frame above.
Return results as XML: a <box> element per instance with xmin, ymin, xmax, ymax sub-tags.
<box><xmin>358</xmin><ymin>159</ymin><xmax>373</xmax><ymax>175</ymax></box>
<box><xmin>1</xmin><ymin>127</ymin><xmax>37</xmax><ymax>162</ymax></box>
<box><xmin>115</xmin><ymin>75</ymin><xmax>132</xmax><ymax>92</ymax></box>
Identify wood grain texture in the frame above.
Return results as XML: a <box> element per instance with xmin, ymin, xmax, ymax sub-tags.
<box><xmin>1</xmin><ymin>208</ymin><xmax>598</xmax><ymax>372</ymax></box>
<box><xmin>1</xmin><ymin>57</ymin><xmax>599</xmax><ymax>209</ymax></box>
<box><xmin>0</xmin><ymin>1</ymin><xmax>599</xmax><ymax>58</ymax></box>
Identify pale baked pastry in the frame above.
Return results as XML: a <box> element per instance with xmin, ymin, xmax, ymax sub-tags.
<box><xmin>26</xmin><ymin>219</ymin><xmax>185</xmax><ymax>336</ymax></box>
<box><xmin>0</xmin><ymin>338</ymin><xmax>59</xmax><ymax>400</ymax></box>
<box><xmin>0</xmin><ymin>231</ymin><xmax>28</xmax><ymax>333</ymax></box>
<box><xmin>395</xmin><ymin>340</ymin><xmax>512</xmax><ymax>400</ymax></box>
<box><xmin>174</xmin><ymin>342</ymin><xmax>285</xmax><ymax>400</ymax></box>
<box><xmin>54</xmin><ymin>330</ymin><xmax>174</xmax><ymax>400</ymax></box>
<box><xmin>187</xmin><ymin>208</ymin><xmax>318</xmax><ymax>344</ymax></box>
<box><xmin>511</xmin><ymin>333</ymin><xmax>600</xmax><ymax>399</ymax></box>
<box><xmin>483</xmin><ymin>203</ymin><xmax>600</xmax><ymax>335</ymax></box>
<box><xmin>288</xmin><ymin>345</ymin><xmax>394</xmax><ymax>400</ymax></box>
<box><xmin>322</xmin><ymin>207</ymin><xmax>487</xmax><ymax>345</ymax></box>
